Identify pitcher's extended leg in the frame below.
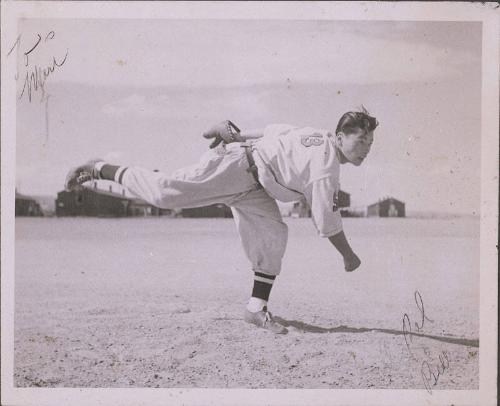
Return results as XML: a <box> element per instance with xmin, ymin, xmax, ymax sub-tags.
<box><xmin>65</xmin><ymin>147</ymin><xmax>257</xmax><ymax>209</ymax></box>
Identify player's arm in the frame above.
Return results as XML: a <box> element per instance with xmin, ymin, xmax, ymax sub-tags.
<box><xmin>239</xmin><ymin>129</ymin><xmax>264</xmax><ymax>140</ymax></box>
<box><xmin>239</xmin><ymin>124</ymin><xmax>297</xmax><ymax>141</ymax></box>
<box><xmin>328</xmin><ymin>231</ymin><xmax>361</xmax><ymax>272</ymax></box>
<box><xmin>202</xmin><ymin>120</ymin><xmax>263</xmax><ymax>148</ymax></box>
<box><xmin>304</xmin><ymin>177</ymin><xmax>361</xmax><ymax>272</ymax></box>
<box><xmin>203</xmin><ymin>122</ymin><xmax>296</xmax><ymax>148</ymax></box>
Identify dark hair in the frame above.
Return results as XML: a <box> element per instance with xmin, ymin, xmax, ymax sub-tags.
<box><xmin>335</xmin><ymin>106</ymin><xmax>379</xmax><ymax>135</ymax></box>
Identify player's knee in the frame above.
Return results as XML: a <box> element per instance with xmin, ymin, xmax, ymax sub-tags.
<box><xmin>151</xmin><ymin>178</ymin><xmax>185</xmax><ymax>209</ymax></box>
<box><xmin>146</xmin><ymin>189</ymin><xmax>169</xmax><ymax>208</ymax></box>
<box><xmin>147</xmin><ymin>190</ymin><xmax>181</xmax><ymax>209</ymax></box>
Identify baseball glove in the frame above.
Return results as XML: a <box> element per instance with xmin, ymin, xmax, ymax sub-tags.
<box><xmin>202</xmin><ymin>120</ymin><xmax>243</xmax><ymax>149</ymax></box>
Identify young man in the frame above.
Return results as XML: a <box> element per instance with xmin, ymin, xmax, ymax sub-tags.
<box><xmin>65</xmin><ymin>109</ymin><xmax>378</xmax><ymax>335</ymax></box>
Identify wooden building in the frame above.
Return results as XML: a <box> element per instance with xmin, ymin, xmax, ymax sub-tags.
<box><xmin>15</xmin><ymin>191</ymin><xmax>44</xmax><ymax>217</ymax></box>
<box><xmin>290</xmin><ymin>190</ymin><xmax>351</xmax><ymax>218</ymax></box>
<box><xmin>367</xmin><ymin>197</ymin><xmax>406</xmax><ymax>218</ymax></box>
<box><xmin>181</xmin><ymin>204</ymin><xmax>233</xmax><ymax>218</ymax></box>
<box><xmin>56</xmin><ymin>184</ymin><xmax>172</xmax><ymax>217</ymax></box>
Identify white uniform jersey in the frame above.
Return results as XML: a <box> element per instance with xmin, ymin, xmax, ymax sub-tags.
<box><xmin>253</xmin><ymin>124</ymin><xmax>343</xmax><ymax>238</ymax></box>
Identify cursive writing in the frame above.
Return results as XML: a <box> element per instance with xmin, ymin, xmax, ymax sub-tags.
<box><xmin>19</xmin><ymin>52</ymin><xmax>68</xmax><ymax>102</ymax></box>
<box><xmin>402</xmin><ymin>290</ymin><xmax>434</xmax><ymax>357</ymax></box>
<box><xmin>421</xmin><ymin>350</ymin><xmax>450</xmax><ymax>393</ymax></box>
<box><xmin>402</xmin><ymin>290</ymin><xmax>449</xmax><ymax>394</ymax></box>
<box><xmin>7</xmin><ymin>31</ymin><xmax>68</xmax><ymax>102</ymax></box>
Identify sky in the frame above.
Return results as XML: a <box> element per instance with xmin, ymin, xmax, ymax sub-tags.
<box><xmin>12</xmin><ymin>19</ymin><xmax>482</xmax><ymax>214</ymax></box>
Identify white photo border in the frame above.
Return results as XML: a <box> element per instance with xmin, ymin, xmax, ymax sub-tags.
<box><xmin>1</xmin><ymin>2</ymin><xmax>498</xmax><ymax>405</ymax></box>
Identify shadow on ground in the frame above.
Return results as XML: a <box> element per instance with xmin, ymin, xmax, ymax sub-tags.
<box><xmin>273</xmin><ymin>317</ymin><xmax>479</xmax><ymax>348</ymax></box>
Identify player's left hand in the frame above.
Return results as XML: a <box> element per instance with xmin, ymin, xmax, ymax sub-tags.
<box><xmin>202</xmin><ymin>120</ymin><xmax>243</xmax><ymax>148</ymax></box>
<box><xmin>343</xmin><ymin>252</ymin><xmax>361</xmax><ymax>272</ymax></box>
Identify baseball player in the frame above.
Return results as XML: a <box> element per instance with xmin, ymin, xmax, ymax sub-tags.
<box><xmin>65</xmin><ymin>109</ymin><xmax>378</xmax><ymax>334</ymax></box>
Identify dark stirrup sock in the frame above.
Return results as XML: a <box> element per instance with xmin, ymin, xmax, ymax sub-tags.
<box><xmin>99</xmin><ymin>164</ymin><xmax>128</xmax><ymax>184</ymax></box>
<box><xmin>251</xmin><ymin>272</ymin><xmax>276</xmax><ymax>301</ymax></box>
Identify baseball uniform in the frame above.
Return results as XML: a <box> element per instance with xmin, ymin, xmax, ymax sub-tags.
<box><xmin>118</xmin><ymin>124</ymin><xmax>343</xmax><ymax>276</ymax></box>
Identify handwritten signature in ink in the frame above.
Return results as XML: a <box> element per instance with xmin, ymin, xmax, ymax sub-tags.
<box><xmin>7</xmin><ymin>31</ymin><xmax>69</xmax><ymax>102</ymax></box>
<box><xmin>420</xmin><ymin>350</ymin><xmax>450</xmax><ymax>393</ymax></box>
<box><xmin>402</xmin><ymin>290</ymin><xmax>450</xmax><ymax>394</ymax></box>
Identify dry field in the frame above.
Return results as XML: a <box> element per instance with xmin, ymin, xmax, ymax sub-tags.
<box><xmin>14</xmin><ymin>217</ymin><xmax>479</xmax><ymax>390</ymax></box>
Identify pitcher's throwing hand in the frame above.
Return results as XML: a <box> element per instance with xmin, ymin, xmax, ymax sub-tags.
<box><xmin>344</xmin><ymin>252</ymin><xmax>361</xmax><ymax>272</ymax></box>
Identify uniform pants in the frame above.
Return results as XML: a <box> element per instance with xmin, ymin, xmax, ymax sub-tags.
<box><xmin>121</xmin><ymin>144</ymin><xmax>288</xmax><ymax>276</ymax></box>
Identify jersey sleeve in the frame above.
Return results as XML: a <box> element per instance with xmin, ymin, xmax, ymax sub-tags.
<box><xmin>304</xmin><ymin>176</ymin><xmax>343</xmax><ymax>238</ymax></box>
<box><xmin>263</xmin><ymin>124</ymin><xmax>297</xmax><ymax>138</ymax></box>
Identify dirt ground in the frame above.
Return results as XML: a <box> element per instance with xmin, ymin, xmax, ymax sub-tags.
<box><xmin>14</xmin><ymin>217</ymin><xmax>479</xmax><ymax>389</ymax></box>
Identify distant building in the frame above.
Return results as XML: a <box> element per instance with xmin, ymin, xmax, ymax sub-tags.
<box><xmin>15</xmin><ymin>191</ymin><xmax>44</xmax><ymax>217</ymax></box>
<box><xmin>290</xmin><ymin>198</ymin><xmax>311</xmax><ymax>218</ymax></box>
<box><xmin>181</xmin><ymin>204</ymin><xmax>233</xmax><ymax>218</ymax></box>
<box><xmin>56</xmin><ymin>184</ymin><xmax>172</xmax><ymax>217</ymax></box>
<box><xmin>367</xmin><ymin>197</ymin><xmax>405</xmax><ymax>218</ymax></box>
<box><xmin>290</xmin><ymin>190</ymin><xmax>351</xmax><ymax>218</ymax></box>
<box><xmin>340</xmin><ymin>208</ymin><xmax>365</xmax><ymax>218</ymax></box>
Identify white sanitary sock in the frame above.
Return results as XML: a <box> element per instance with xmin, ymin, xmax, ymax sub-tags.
<box><xmin>246</xmin><ymin>297</ymin><xmax>267</xmax><ymax>313</ymax></box>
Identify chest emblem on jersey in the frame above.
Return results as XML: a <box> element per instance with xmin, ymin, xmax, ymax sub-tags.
<box><xmin>301</xmin><ymin>134</ymin><xmax>324</xmax><ymax>147</ymax></box>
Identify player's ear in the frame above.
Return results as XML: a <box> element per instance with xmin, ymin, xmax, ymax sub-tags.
<box><xmin>336</xmin><ymin>132</ymin><xmax>344</xmax><ymax>147</ymax></box>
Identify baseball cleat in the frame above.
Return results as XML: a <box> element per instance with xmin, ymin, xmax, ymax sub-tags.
<box><xmin>244</xmin><ymin>307</ymin><xmax>288</xmax><ymax>334</ymax></box>
<box><xmin>65</xmin><ymin>159</ymin><xmax>104</xmax><ymax>191</ymax></box>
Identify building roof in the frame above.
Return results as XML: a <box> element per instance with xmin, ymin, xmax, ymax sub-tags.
<box><xmin>368</xmin><ymin>196</ymin><xmax>405</xmax><ymax>207</ymax></box>
<box><xmin>15</xmin><ymin>191</ymin><xmax>37</xmax><ymax>201</ymax></box>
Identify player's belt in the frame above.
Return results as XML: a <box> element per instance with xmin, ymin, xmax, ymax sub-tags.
<box><xmin>241</xmin><ymin>143</ymin><xmax>261</xmax><ymax>185</ymax></box>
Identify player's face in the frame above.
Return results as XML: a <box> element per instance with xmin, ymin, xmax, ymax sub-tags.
<box><xmin>338</xmin><ymin>128</ymin><xmax>374</xmax><ymax>166</ymax></box>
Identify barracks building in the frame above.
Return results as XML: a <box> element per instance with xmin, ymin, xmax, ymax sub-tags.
<box><xmin>15</xmin><ymin>191</ymin><xmax>44</xmax><ymax>217</ymax></box>
<box><xmin>55</xmin><ymin>183</ymin><xmax>173</xmax><ymax>217</ymax></box>
<box><xmin>367</xmin><ymin>197</ymin><xmax>406</xmax><ymax>218</ymax></box>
